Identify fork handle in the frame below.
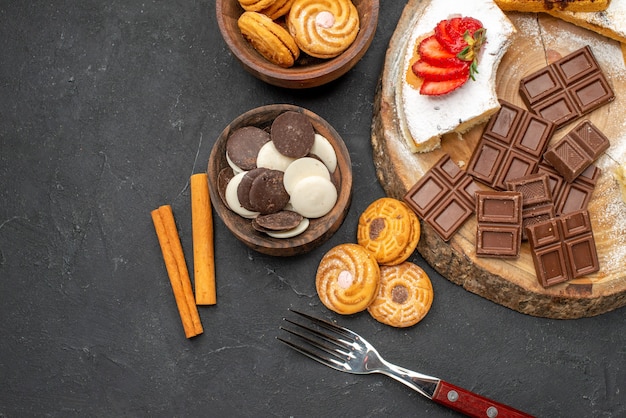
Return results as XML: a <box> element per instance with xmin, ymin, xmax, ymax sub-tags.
<box><xmin>432</xmin><ymin>380</ymin><xmax>534</xmax><ymax>418</ymax></box>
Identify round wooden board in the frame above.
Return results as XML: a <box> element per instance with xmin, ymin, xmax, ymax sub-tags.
<box><xmin>372</xmin><ymin>0</ymin><xmax>626</xmax><ymax>319</ymax></box>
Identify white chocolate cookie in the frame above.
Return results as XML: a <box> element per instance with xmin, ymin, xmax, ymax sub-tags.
<box><xmin>256</xmin><ymin>141</ymin><xmax>296</xmax><ymax>172</ymax></box>
<box><xmin>283</xmin><ymin>157</ymin><xmax>331</xmax><ymax>194</ymax></box>
<box><xmin>310</xmin><ymin>133</ymin><xmax>337</xmax><ymax>173</ymax></box>
<box><xmin>225</xmin><ymin>171</ymin><xmax>261</xmax><ymax>218</ymax></box>
<box><xmin>289</xmin><ymin>176</ymin><xmax>337</xmax><ymax>218</ymax></box>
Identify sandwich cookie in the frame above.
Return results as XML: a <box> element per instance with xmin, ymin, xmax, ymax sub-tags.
<box><xmin>238</xmin><ymin>11</ymin><xmax>300</xmax><ymax>68</ymax></box>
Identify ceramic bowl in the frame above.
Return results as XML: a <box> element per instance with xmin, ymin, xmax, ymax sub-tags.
<box><xmin>207</xmin><ymin>104</ymin><xmax>353</xmax><ymax>256</ymax></box>
<box><xmin>215</xmin><ymin>0</ymin><xmax>379</xmax><ymax>89</ymax></box>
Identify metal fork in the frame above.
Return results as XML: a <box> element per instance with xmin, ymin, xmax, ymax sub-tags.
<box><xmin>278</xmin><ymin>310</ymin><xmax>534</xmax><ymax>418</ymax></box>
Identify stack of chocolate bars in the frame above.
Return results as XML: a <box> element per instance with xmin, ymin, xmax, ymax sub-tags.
<box><xmin>404</xmin><ymin>46</ymin><xmax>614</xmax><ymax>288</ymax></box>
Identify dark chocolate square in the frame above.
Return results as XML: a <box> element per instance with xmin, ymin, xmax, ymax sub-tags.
<box><xmin>534</xmin><ymin>92</ymin><xmax>579</xmax><ymax>127</ymax></box>
<box><xmin>495</xmin><ymin>151</ymin><xmax>537</xmax><ymax>190</ymax></box>
<box><xmin>537</xmin><ymin>161</ymin><xmax>601</xmax><ymax>216</ymax></box>
<box><xmin>553</xmin><ymin>46</ymin><xmax>598</xmax><ymax>85</ymax></box>
<box><xmin>430</xmin><ymin>195</ymin><xmax>474</xmax><ymax>241</ymax></box>
<box><xmin>519</xmin><ymin>46</ymin><xmax>614</xmax><ymax>129</ymax></box>
<box><xmin>570</xmin><ymin>73</ymin><xmax>614</xmax><ymax>114</ymax></box>
<box><xmin>544</xmin><ymin>136</ymin><xmax>589</xmax><ymax>182</ymax></box>
<box><xmin>533</xmin><ymin>244</ymin><xmax>570</xmax><ymax>287</ymax></box>
<box><xmin>404</xmin><ymin>154</ymin><xmax>480</xmax><ymax>242</ymax></box>
<box><xmin>467</xmin><ymin>140</ymin><xmax>507</xmax><ymax>185</ymax></box>
<box><xmin>506</xmin><ymin>173</ymin><xmax>552</xmax><ymax>207</ymax></box>
<box><xmin>475</xmin><ymin>191</ymin><xmax>522</xmax><ymax>258</ymax></box>
<box><xmin>519</xmin><ymin>66</ymin><xmax>561</xmax><ymax>106</ymax></box>
<box><xmin>526</xmin><ymin>209</ymin><xmax>599</xmax><ymax>287</ymax></box>
<box><xmin>467</xmin><ymin>100</ymin><xmax>554</xmax><ymax>190</ymax></box>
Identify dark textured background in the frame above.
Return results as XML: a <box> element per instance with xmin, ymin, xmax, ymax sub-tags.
<box><xmin>1</xmin><ymin>1</ymin><xmax>624</xmax><ymax>417</ymax></box>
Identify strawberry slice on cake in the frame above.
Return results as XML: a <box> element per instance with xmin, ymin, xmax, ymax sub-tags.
<box><xmin>398</xmin><ymin>0</ymin><xmax>516</xmax><ymax>153</ymax></box>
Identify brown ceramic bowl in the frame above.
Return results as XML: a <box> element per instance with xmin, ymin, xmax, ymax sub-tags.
<box><xmin>207</xmin><ymin>104</ymin><xmax>353</xmax><ymax>256</ymax></box>
<box><xmin>215</xmin><ymin>0</ymin><xmax>379</xmax><ymax>89</ymax></box>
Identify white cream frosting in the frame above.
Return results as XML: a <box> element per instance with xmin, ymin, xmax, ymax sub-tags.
<box><xmin>398</xmin><ymin>0</ymin><xmax>516</xmax><ymax>153</ymax></box>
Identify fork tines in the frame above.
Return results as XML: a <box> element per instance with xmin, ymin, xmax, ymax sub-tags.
<box><xmin>277</xmin><ymin>309</ymin><xmax>356</xmax><ymax>371</ymax></box>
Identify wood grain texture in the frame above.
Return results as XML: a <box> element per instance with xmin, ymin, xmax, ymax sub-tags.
<box><xmin>372</xmin><ymin>1</ymin><xmax>626</xmax><ymax>318</ymax></box>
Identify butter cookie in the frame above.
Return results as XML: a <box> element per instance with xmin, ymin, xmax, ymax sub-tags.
<box><xmin>316</xmin><ymin>243</ymin><xmax>380</xmax><ymax>315</ymax></box>
<box><xmin>357</xmin><ymin>197</ymin><xmax>420</xmax><ymax>266</ymax></box>
<box><xmin>367</xmin><ymin>262</ymin><xmax>433</xmax><ymax>328</ymax></box>
<box><xmin>287</xmin><ymin>0</ymin><xmax>360</xmax><ymax>59</ymax></box>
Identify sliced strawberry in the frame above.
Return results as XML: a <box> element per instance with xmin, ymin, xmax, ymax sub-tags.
<box><xmin>444</xmin><ymin>17</ymin><xmax>484</xmax><ymax>54</ymax></box>
<box><xmin>418</xmin><ymin>35</ymin><xmax>466</xmax><ymax>67</ymax></box>
<box><xmin>412</xmin><ymin>16</ymin><xmax>485</xmax><ymax>96</ymax></box>
<box><xmin>412</xmin><ymin>59</ymin><xmax>469</xmax><ymax>81</ymax></box>
<box><xmin>448</xmin><ymin>17</ymin><xmax>483</xmax><ymax>40</ymax></box>
<box><xmin>420</xmin><ymin>73</ymin><xmax>469</xmax><ymax>96</ymax></box>
<box><xmin>434</xmin><ymin>20</ymin><xmax>454</xmax><ymax>50</ymax></box>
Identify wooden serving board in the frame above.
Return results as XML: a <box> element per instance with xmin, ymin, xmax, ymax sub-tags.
<box><xmin>372</xmin><ymin>0</ymin><xmax>626</xmax><ymax>319</ymax></box>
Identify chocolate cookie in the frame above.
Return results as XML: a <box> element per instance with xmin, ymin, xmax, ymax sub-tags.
<box><xmin>217</xmin><ymin>167</ymin><xmax>235</xmax><ymax>208</ymax></box>
<box><xmin>252</xmin><ymin>210</ymin><xmax>304</xmax><ymax>232</ymax></box>
<box><xmin>270</xmin><ymin>111</ymin><xmax>315</xmax><ymax>158</ymax></box>
<box><xmin>237</xmin><ymin>168</ymin><xmax>267</xmax><ymax>211</ymax></box>
<box><xmin>226</xmin><ymin>126</ymin><xmax>270</xmax><ymax>171</ymax></box>
<box><xmin>248</xmin><ymin>169</ymin><xmax>290</xmax><ymax>214</ymax></box>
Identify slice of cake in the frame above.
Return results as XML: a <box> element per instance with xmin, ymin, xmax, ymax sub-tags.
<box><xmin>546</xmin><ymin>0</ymin><xmax>626</xmax><ymax>44</ymax></box>
<box><xmin>398</xmin><ymin>0</ymin><xmax>516</xmax><ymax>153</ymax></box>
<box><xmin>495</xmin><ymin>0</ymin><xmax>610</xmax><ymax>13</ymax></box>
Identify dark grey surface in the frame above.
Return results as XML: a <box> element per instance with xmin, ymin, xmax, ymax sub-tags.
<box><xmin>1</xmin><ymin>1</ymin><xmax>624</xmax><ymax>417</ymax></box>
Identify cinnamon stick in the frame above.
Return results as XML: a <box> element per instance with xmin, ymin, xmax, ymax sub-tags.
<box><xmin>190</xmin><ymin>173</ymin><xmax>217</xmax><ymax>305</ymax></box>
<box><xmin>151</xmin><ymin>205</ymin><xmax>203</xmax><ymax>338</ymax></box>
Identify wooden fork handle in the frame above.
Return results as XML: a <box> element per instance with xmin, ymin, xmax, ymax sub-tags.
<box><xmin>432</xmin><ymin>380</ymin><xmax>534</xmax><ymax>418</ymax></box>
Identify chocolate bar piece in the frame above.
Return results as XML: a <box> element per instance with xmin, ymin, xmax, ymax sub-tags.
<box><xmin>467</xmin><ymin>100</ymin><xmax>554</xmax><ymax>190</ymax></box>
<box><xmin>526</xmin><ymin>210</ymin><xmax>599</xmax><ymax>287</ymax></box>
<box><xmin>537</xmin><ymin>162</ymin><xmax>601</xmax><ymax>215</ymax></box>
<box><xmin>404</xmin><ymin>154</ymin><xmax>481</xmax><ymax>241</ymax></box>
<box><xmin>475</xmin><ymin>191</ymin><xmax>523</xmax><ymax>258</ymax></box>
<box><xmin>543</xmin><ymin>120</ymin><xmax>610</xmax><ymax>183</ymax></box>
<box><xmin>519</xmin><ymin>46</ymin><xmax>614</xmax><ymax>129</ymax></box>
<box><xmin>506</xmin><ymin>173</ymin><xmax>555</xmax><ymax>240</ymax></box>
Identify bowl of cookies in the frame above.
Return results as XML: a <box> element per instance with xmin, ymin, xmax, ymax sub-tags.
<box><xmin>216</xmin><ymin>0</ymin><xmax>379</xmax><ymax>89</ymax></box>
<box><xmin>207</xmin><ymin>104</ymin><xmax>353</xmax><ymax>256</ymax></box>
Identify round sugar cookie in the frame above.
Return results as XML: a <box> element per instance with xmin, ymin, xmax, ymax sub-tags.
<box><xmin>367</xmin><ymin>262</ymin><xmax>433</xmax><ymax>328</ymax></box>
<box><xmin>316</xmin><ymin>243</ymin><xmax>380</xmax><ymax>315</ymax></box>
<box><xmin>287</xmin><ymin>0</ymin><xmax>360</xmax><ymax>59</ymax></box>
<box><xmin>357</xmin><ymin>197</ymin><xmax>420</xmax><ymax>266</ymax></box>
